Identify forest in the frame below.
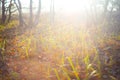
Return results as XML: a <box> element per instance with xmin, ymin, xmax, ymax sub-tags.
<box><xmin>0</xmin><ymin>0</ymin><xmax>120</xmax><ymax>80</ymax></box>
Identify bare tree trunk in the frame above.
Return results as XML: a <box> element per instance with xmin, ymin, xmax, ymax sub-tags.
<box><xmin>1</xmin><ymin>0</ymin><xmax>6</xmax><ymax>24</ymax></box>
<box><xmin>18</xmin><ymin>0</ymin><xmax>23</xmax><ymax>26</ymax></box>
<box><xmin>50</xmin><ymin>0</ymin><xmax>54</xmax><ymax>26</ymax></box>
<box><xmin>34</xmin><ymin>0</ymin><xmax>41</xmax><ymax>26</ymax></box>
<box><xmin>91</xmin><ymin>3</ymin><xmax>98</xmax><ymax>26</ymax></box>
<box><xmin>7</xmin><ymin>0</ymin><xmax>12</xmax><ymax>22</ymax></box>
<box><xmin>0</xmin><ymin>1</ymin><xmax>1</xmax><ymax>15</ymax></box>
<box><xmin>104</xmin><ymin>0</ymin><xmax>110</xmax><ymax>16</ymax></box>
<box><xmin>29</xmin><ymin>0</ymin><xmax>33</xmax><ymax>27</ymax></box>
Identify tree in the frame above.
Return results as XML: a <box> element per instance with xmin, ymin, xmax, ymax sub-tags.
<box><xmin>29</xmin><ymin>0</ymin><xmax>33</xmax><ymax>26</ymax></box>
<box><xmin>1</xmin><ymin>0</ymin><xmax>6</xmax><ymax>24</ymax></box>
<box><xmin>30</xmin><ymin>0</ymin><xmax>41</xmax><ymax>27</ymax></box>
<box><xmin>14</xmin><ymin>0</ymin><xmax>24</xmax><ymax>26</ymax></box>
<box><xmin>7</xmin><ymin>0</ymin><xmax>18</xmax><ymax>22</ymax></box>
<box><xmin>7</xmin><ymin>0</ymin><xmax>12</xmax><ymax>22</ymax></box>
<box><xmin>18</xmin><ymin>0</ymin><xmax>24</xmax><ymax>26</ymax></box>
<box><xmin>0</xmin><ymin>0</ymin><xmax>1</xmax><ymax>15</ymax></box>
<box><xmin>50</xmin><ymin>0</ymin><xmax>54</xmax><ymax>26</ymax></box>
<box><xmin>34</xmin><ymin>0</ymin><xmax>41</xmax><ymax>26</ymax></box>
<box><xmin>0</xmin><ymin>0</ymin><xmax>17</xmax><ymax>23</ymax></box>
<box><xmin>104</xmin><ymin>0</ymin><xmax>110</xmax><ymax>13</ymax></box>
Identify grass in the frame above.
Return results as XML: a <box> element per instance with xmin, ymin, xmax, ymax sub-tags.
<box><xmin>54</xmin><ymin>68</ymin><xmax>61</xmax><ymax>80</ymax></box>
<box><xmin>0</xmin><ymin>39</ymin><xmax>6</xmax><ymax>58</ymax></box>
<box><xmin>67</xmin><ymin>57</ymin><xmax>80</xmax><ymax>80</ymax></box>
<box><xmin>0</xmin><ymin>15</ymin><xmax>119</xmax><ymax>80</ymax></box>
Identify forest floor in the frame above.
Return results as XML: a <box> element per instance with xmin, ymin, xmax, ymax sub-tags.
<box><xmin>0</xmin><ymin>20</ymin><xmax>120</xmax><ymax>80</ymax></box>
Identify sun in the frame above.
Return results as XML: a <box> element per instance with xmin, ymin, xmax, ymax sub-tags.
<box><xmin>55</xmin><ymin>0</ymin><xmax>92</xmax><ymax>13</ymax></box>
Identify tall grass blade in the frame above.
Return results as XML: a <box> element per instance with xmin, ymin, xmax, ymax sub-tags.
<box><xmin>67</xmin><ymin>57</ymin><xmax>80</xmax><ymax>80</ymax></box>
<box><xmin>54</xmin><ymin>69</ymin><xmax>60</xmax><ymax>80</ymax></box>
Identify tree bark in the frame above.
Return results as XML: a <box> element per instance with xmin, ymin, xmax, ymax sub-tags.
<box><xmin>34</xmin><ymin>0</ymin><xmax>41</xmax><ymax>26</ymax></box>
<box><xmin>18</xmin><ymin>0</ymin><xmax>23</xmax><ymax>26</ymax></box>
<box><xmin>29</xmin><ymin>0</ymin><xmax>33</xmax><ymax>26</ymax></box>
<box><xmin>50</xmin><ymin>0</ymin><xmax>54</xmax><ymax>26</ymax></box>
<box><xmin>0</xmin><ymin>1</ymin><xmax>1</xmax><ymax>15</ymax></box>
<box><xmin>7</xmin><ymin>0</ymin><xmax>12</xmax><ymax>22</ymax></box>
<box><xmin>1</xmin><ymin>0</ymin><xmax>6</xmax><ymax>24</ymax></box>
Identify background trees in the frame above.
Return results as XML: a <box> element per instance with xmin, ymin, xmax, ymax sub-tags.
<box><xmin>0</xmin><ymin>0</ymin><xmax>41</xmax><ymax>27</ymax></box>
<box><xmin>29</xmin><ymin>0</ymin><xmax>41</xmax><ymax>27</ymax></box>
<box><xmin>0</xmin><ymin>0</ymin><xmax>18</xmax><ymax>24</ymax></box>
<box><xmin>0</xmin><ymin>0</ymin><xmax>120</xmax><ymax>30</ymax></box>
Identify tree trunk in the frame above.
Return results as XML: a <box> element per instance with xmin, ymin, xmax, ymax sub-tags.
<box><xmin>1</xmin><ymin>0</ymin><xmax>6</xmax><ymax>24</ymax></box>
<box><xmin>104</xmin><ymin>0</ymin><xmax>110</xmax><ymax>15</ymax></box>
<box><xmin>0</xmin><ymin>1</ymin><xmax>1</xmax><ymax>15</ymax></box>
<box><xmin>29</xmin><ymin>0</ymin><xmax>33</xmax><ymax>27</ymax></box>
<box><xmin>17</xmin><ymin>0</ymin><xmax>23</xmax><ymax>26</ymax></box>
<box><xmin>50</xmin><ymin>0</ymin><xmax>54</xmax><ymax>26</ymax></box>
<box><xmin>7</xmin><ymin>0</ymin><xmax>12</xmax><ymax>22</ymax></box>
<box><xmin>34</xmin><ymin>0</ymin><xmax>41</xmax><ymax>26</ymax></box>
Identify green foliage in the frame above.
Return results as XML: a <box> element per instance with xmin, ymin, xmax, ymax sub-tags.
<box><xmin>6</xmin><ymin>20</ymin><xmax>18</xmax><ymax>29</ymax></box>
<box><xmin>0</xmin><ymin>25</ymin><xmax>5</xmax><ymax>31</ymax></box>
<box><xmin>0</xmin><ymin>20</ymin><xmax>18</xmax><ymax>32</ymax></box>
<box><xmin>0</xmin><ymin>39</ymin><xmax>6</xmax><ymax>56</ymax></box>
<box><xmin>10</xmin><ymin>71</ymin><xmax>20</xmax><ymax>80</ymax></box>
<box><xmin>67</xmin><ymin>57</ymin><xmax>80</xmax><ymax>80</ymax></box>
<box><xmin>25</xmin><ymin>38</ymin><xmax>31</xmax><ymax>58</ymax></box>
<box><xmin>54</xmin><ymin>69</ymin><xmax>60</xmax><ymax>80</ymax></box>
<box><xmin>62</xmin><ymin>67</ymin><xmax>71</xmax><ymax>80</ymax></box>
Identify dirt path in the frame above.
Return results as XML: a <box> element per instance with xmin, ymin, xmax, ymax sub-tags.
<box><xmin>1</xmin><ymin>26</ymin><xmax>120</xmax><ymax>80</ymax></box>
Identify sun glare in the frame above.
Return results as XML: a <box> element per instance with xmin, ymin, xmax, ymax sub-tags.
<box><xmin>55</xmin><ymin>0</ymin><xmax>92</xmax><ymax>13</ymax></box>
<box><xmin>21</xmin><ymin>0</ymin><xmax>92</xmax><ymax>13</ymax></box>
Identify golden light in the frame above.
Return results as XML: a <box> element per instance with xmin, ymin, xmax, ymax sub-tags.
<box><xmin>21</xmin><ymin>0</ymin><xmax>93</xmax><ymax>13</ymax></box>
<box><xmin>54</xmin><ymin>0</ymin><xmax>92</xmax><ymax>13</ymax></box>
